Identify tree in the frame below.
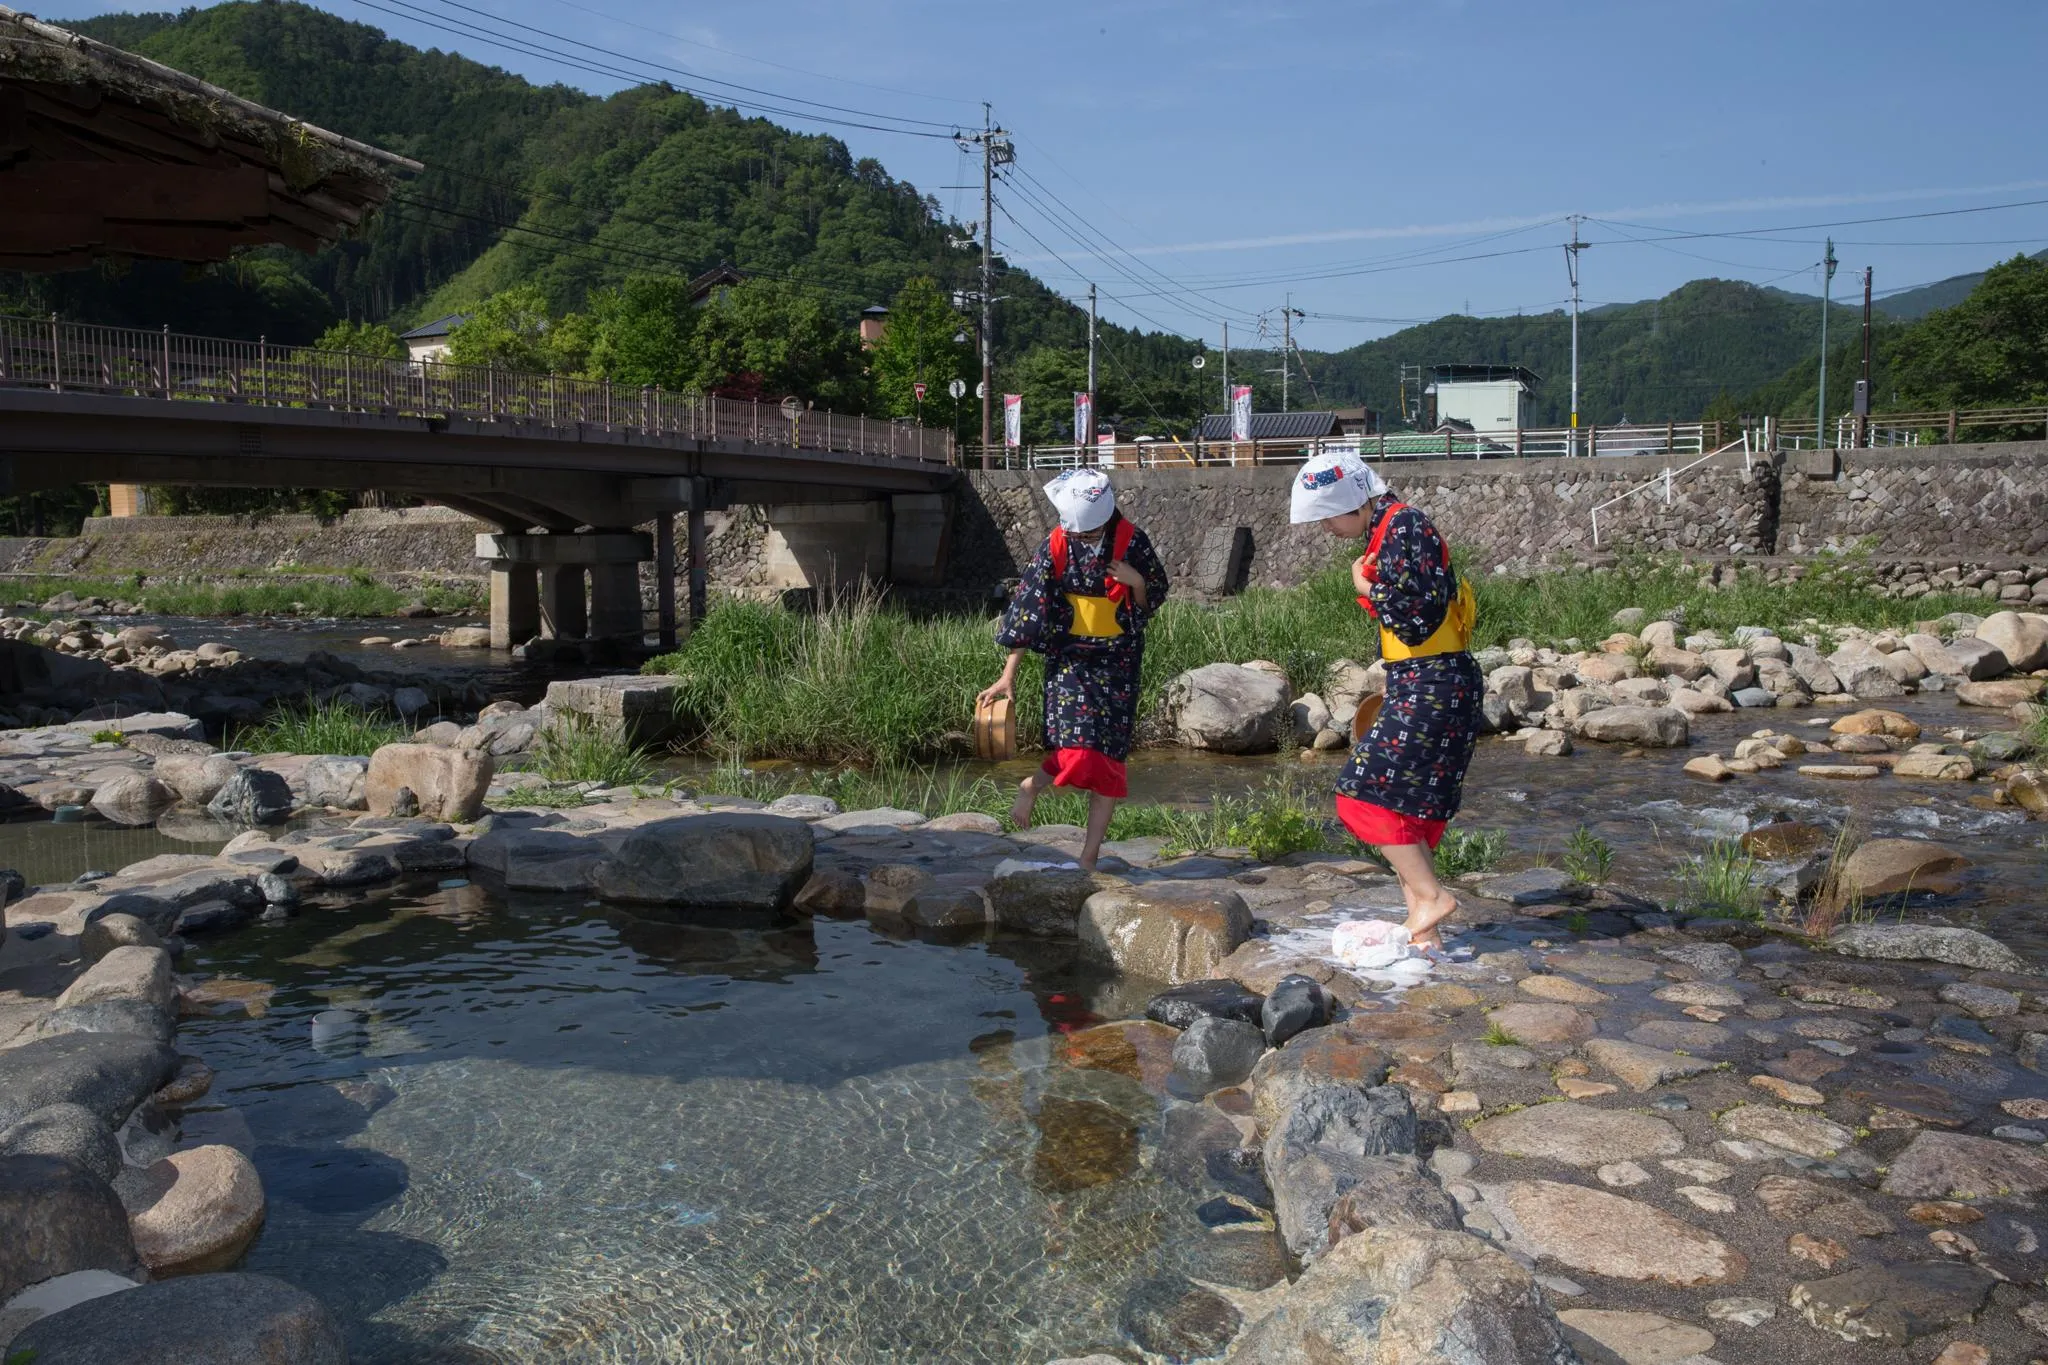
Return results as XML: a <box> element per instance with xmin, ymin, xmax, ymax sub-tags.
<box><xmin>1889</xmin><ymin>254</ymin><xmax>2048</xmax><ymax>431</ymax></box>
<box><xmin>445</xmin><ymin>285</ymin><xmax>587</xmax><ymax>372</ymax></box>
<box><xmin>687</xmin><ymin>278</ymin><xmax>869</xmax><ymax>410</ymax></box>
<box><xmin>1010</xmin><ymin>345</ymin><xmax>1089</xmax><ymax>444</ymax></box>
<box><xmin>585</xmin><ymin>275</ymin><xmax>694</xmax><ymax>389</ymax></box>
<box><xmin>869</xmin><ymin>276</ymin><xmax>971</xmax><ymax>432</ymax></box>
<box><xmin>314</xmin><ymin>320</ymin><xmax>406</xmax><ymax>358</ymax></box>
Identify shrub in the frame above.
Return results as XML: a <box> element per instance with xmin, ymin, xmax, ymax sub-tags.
<box><xmin>234</xmin><ymin>697</ymin><xmax>406</xmax><ymax>755</ymax></box>
<box><xmin>1434</xmin><ymin>828</ymin><xmax>1507</xmax><ymax>878</ymax></box>
<box><xmin>1562</xmin><ymin>827</ymin><xmax>1615</xmax><ymax>885</ymax></box>
<box><xmin>1675</xmin><ymin>839</ymin><xmax>1765</xmax><ymax>921</ymax></box>
<box><xmin>530</xmin><ymin>716</ymin><xmax>654</xmax><ymax>787</ymax></box>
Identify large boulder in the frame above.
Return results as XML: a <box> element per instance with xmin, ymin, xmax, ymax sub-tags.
<box><xmin>590</xmin><ymin>814</ymin><xmax>813</xmax><ymax>910</ymax></box>
<box><xmin>1828</xmin><ymin>922</ymin><xmax>2025</xmax><ymax>972</ymax></box>
<box><xmin>121</xmin><ymin>1145</ymin><xmax>267</xmax><ymax>1276</ymax></box>
<box><xmin>1785</xmin><ymin>642</ymin><xmax>1843</xmax><ymax>694</ymax></box>
<box><xmin>152</xmin><ymin>753</ymin><xmax>241</xmax><ymax>806</ymax></box>
<box><xmin>55</xmin><ymin>945</ymin><xmax>176</xmax><ymax>1014</ymax></box>
<box><xmin>301</xmin><ymin>756</ymin><xmax>370</xmax><ymax>810</ymax></box>
<box><xmin>0</xmin><ymin>1034</ymin><xmax>179</xmax><ymax>1132</ymax></box>
<box><xmin>365</xmin><ymin>743</ymin><xmax>492</xmax><ymax>822</ymax></box>
<box><xmin>1573</xmin><ymin>705</ymin><xmax>1689</xmax><ymax>747</ymax></box>
<box><xmin>11</xmin><ymin>1271</ymin><xmax>347</xmax><ymax>1365</ymax></box>
<box><xmin>1836</xmin><ymin>838</ymin><xmax>1968</xmax><ymax>898</ymax></box>
<box><xmin>987</xmin><ymin>866</ymin><xmax>1102</xmax><ymax>938</ymax></box>
<box><xmin>87</xmin><ymin>771</ymin><xmax>177</xmax><ymax>826</ymax></box>
<box><xmin>1263</xmin><ymin>1084</ymin><xmax>1417</xmax><ymax>1264</ymax></box>
<box><xmin>1227</xmin><ymin>1227</ymin><xmax>1576</xmax><ymax>1365</ymax></box>
<box><xmin>0</xmin><ymin>1155</ymin><xmax>139</xmax><ymax>1301</ymax></box>
<box><xmin>1977</xmin><ymin>610</ymin><xmax>2048</xmax><ymax>671</ymax></box>
<box><xmin>1077</xmin><ymin>882</ymin><xmax>1252</xmax><ymax>983</ymax></box>
<box><xmin>1171</xmin><ymin>1016</ymin><xmax>1266</xmax><ymax>1093</ymax></box>
<box><xmin>544</xmin><ymin>674</ymin><xmax>685</xmax><ymax>746</ymax></box>
<box><xmin>1165</xmin><ymin>663</ymin><xmax>1292</xmax><ymax>753</ymax></box>
<box><xmin>205</xmin><ymin>768</ymin><xmax>293</xmax><ymax>825</ymax></box>
<box><xmin>0</xmin><ymin>1104</ymin><xmax>123</xmax><ymax>1184</ymax></box>
<box><xmin>1904</xmin><ymin>632</ymin><xmax>2007</xmax><ymax>681</ymax></box>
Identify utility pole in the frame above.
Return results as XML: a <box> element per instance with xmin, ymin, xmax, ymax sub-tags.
<box><xmin>1221</xmin><ymin>320</ymin><xmax>1229</xmax><ymax>413</ymax></box>
<box><xmin>1817</xmin><ymin>237</ymin><xmax>1838</xmax><ymax>452</ymax></box>
<box><xmin>1858</xmin><ymin>265</ymin><xmax>1873</xmax><ymax>448</ymax></box>
<box><xmin>979</xmin><ymin>102</ymin><xmax>996</xmax><ymax>463</ymax></box>
<box><xmin>1565</xmin><ymin>215</ymin><xmax>1586</xmax><ymax>456</ymax></box>
<box><xmin>1086</xmin><ymin>282</ymin><xmax>1097</xmax><ymax>398</ymax></box>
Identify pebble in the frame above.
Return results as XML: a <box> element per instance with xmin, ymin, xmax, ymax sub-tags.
<box><xmin>1662</xmin><ymin>1158</ymin><xmax>1732</xmax><ymax>1183</ymax></box>
<box><xmin>1677</xmin><ymin>1184</ymin><xmax>1738</xmax><ymax>1213</ymax></box>
<box><xmin>1749</xmin><ymin>1075</ymin><xmax>1826</xmax><ymax>1106</ymax></box>
<box><xmin>1992</xmin><ymin>1124</ymin><xmax>2047</xmax><ymax>1143</ymax></box>
<box><xmin>1809</xmin><ymin>1039</ymin><xmax>1857</xmax><ymax>1056</ymax></box>
<box><xmin>1650</xmin><ymin>1094</ymin><xmax>1690</xmax><ymax>1112</ymax></box>
<box><xmin>1705</xmin><ymin>1296</ymin><xmax>1777</xmax><ymax>1327</ymax></box>
<box><xmin>2003</xmin><ymin>1098</ymin><xmax>2048</xmax><ymax>1120</ymax></box>
<box><xmin>1788</xmin><ymin>1232</ymin><xmax>1851</xmax><ymax>1268</ymax></box>
<box><xmin>1597</xmin><ymin>1161</ymin><xmax>1651</xmax><ymax>1188</ymax></box>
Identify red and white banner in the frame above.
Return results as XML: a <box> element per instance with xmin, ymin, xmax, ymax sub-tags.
<box><xmin>1073</xmin><ymin>391</ymin><xmax>1093</xmax><ymax>445</ymax></box>
<box><xmin>1003</xmin><ymin>393</ymin><xmax>1022</xmax><ymax>448</ymax></box>
<box><xmin>1230</xmin><ymin>385</ymin><xmax>1253</xmax><ymax>442</ymax></box>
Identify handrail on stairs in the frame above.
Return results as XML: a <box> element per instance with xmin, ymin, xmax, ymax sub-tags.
<box><xmin>1588</xmin><ymin>437</ymin><xmax>1752</xmax><ymax>548</ymax></box>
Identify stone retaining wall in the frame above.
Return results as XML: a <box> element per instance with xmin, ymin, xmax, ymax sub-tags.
<box><xmin>0</xmin><ymin>507</ymin><xmax>480</xmax><ymax>583</ymax></box>
<box><xmin>1777</xmin><ymin>442</ymin><xmax>2048</xmax><ymax>558</ymax></box>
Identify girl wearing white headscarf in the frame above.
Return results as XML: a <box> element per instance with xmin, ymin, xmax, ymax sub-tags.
<box><xmin>1291</xmin><ymin>450</ymin><xmax>1483</xmax><ymax>952</ymax></box>
<box><xmin>979</xmin><ymin>468</ymin><xmax>1169</xmax><ymax>870</ymax></box>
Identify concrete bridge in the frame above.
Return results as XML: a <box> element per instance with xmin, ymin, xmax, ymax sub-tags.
<box><xmin>0</xmin><ymin>313</ymin><xmax>959</xmax><ymax>649</ymax></box>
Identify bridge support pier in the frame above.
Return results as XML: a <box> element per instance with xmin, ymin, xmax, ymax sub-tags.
<box><xmin>488</xmin><ymin>563</ymin><xmax>539</xmax><ymax>651</ymax></box>
<box><xmin>478</xmin><ymin>531</ymin><xmax>653</xmax><ymax>651</ymax></box>
<box><xmin>539</xmin><ymin>565</ymin><xmax>588</xmax><ymax>640</ymax></box>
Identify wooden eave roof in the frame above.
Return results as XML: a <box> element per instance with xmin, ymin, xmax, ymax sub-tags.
<box><xmin>0</xmin><ymin>5</ymin><xmax>421</xmax><ymax>271</ymax></box>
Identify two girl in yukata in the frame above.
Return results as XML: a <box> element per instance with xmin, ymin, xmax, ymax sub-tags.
<box><xmin>981</xmin><ymin>455</ymin><xmax>1481</xmax><ymax>952</ymax></box>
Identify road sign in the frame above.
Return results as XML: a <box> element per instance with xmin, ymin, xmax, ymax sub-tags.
<box><xmin>779</xmin><ymin>396</ymin><xmax>803</xmax><ymax>421</ymax></box>
<box><xmin>913</xmin><ymin>381</ymin><xmax>927</xmax><ymax>401</ymax></box>
<box><xmin>976</xmin><ymin>382</ymin><xmax>987</xmax><ymax>399</ymax></box>
<box><xmin>948</xmin><ymin>379</ymin><xmax>967</xmax><ymax>399</ymax></box>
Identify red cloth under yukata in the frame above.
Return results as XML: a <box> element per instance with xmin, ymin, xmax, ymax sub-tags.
<box><xmin>995</xmin><ymin>514</ymin><xmax>1169</xmax><ymax>798</ymax></box>
<box><xmin>1336</xmin><ymin>502</ymin><xmax>1483</xmax><ymax>844</ymax></box>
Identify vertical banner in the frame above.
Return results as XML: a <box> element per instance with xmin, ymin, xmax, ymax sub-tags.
<box><xmin>1073</xmin><ymin>391</ymin><xmax>1094</xmax><ymax>447</ymax></box>
<box><xmin>1230</xmin><ymin>384</ymin><xmax>1253</xmax><ymax>442</ymax></box>
<box><xmin>1003</xmin><ymin>393</ymin><xmax>1022</xmax><ymax>448</ymax></box>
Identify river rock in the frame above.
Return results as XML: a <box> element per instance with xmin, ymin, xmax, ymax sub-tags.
<box><xmin>1165</xmin><ymin>663</ymin><xmax>1291</xmax><ymax>753</ymax></box>
<box><xmin>1907</xmin><ymin>633</ymin><xmax>2008</xmax><ymax>680</ymax></box>
<box><xmin>0</xmin><ymin>1268</ymin><xmax>141</xmax><ymax>1348</ymax></box>
<box><xmin>1789</xmin><ymin>1262</ymin><xmax>1999</xmax><ymax>1344</ymax></box>
<box><xmin>152</xmin><ymin>753</ymin><xmax>241</xmax><ymax>806</ymax></box>
<box><xmin>0</xmin><ymin>1154</ymin><xmax>139</xmax><ymax>1300</ymax></box>
<box><xmin>1836</xmin><ymin>838</ymin><xmax>1968</xmax><ymax>897</ymax></box>
<box><xmin>365</xmin><ymin>743</ymin><xmax>491</xmax><ymax>821</ymax></box>
<box><xmin>11</xmin><ymin>1270</ymin><xmax>347</xmax><ymax>1364</ymax></box>
<box><xmin>1117</xmin><ymin>1271</ymin><xmax>1241</xmax><ymax>1361</ymax></box>
<box><xmin>1248</xmin><ymin>1029</ymin><xmax>1391</xmax><ymax>1133</ymax></box>
<box><xmin>301</xmin><ymin>756</ymin><xmax>370</xmax><ymax>809</ymax></box>
<box><xmin>1483</xmin><ymin>1179</ymin><xmax>1747</xmax><ymax>1285</ymax></box>
<box><xmin>1144</xmin><ymin>979</ymin><xmax>1263</xmax><ymax>1030</ymax></box>
<box><xmin>1716</xmin><ymin>1104</ymin><xmax>1856</xmax><ymax>1159</ymax></box>
<box><xmin>1938</xmin><ymin>981</ymin><xmax>2020</xmax><ymax>1018</ymax></box>
<box><xmin>1574</xmin><ymin>705</ymin><xmax>1689</xmax><ymax>747</ymax></box>
<box><xmin>1470</xmin><ymin>1101</ymin><xmax>1683</xmax><ymax>1166</ymax></box>
<box><xmin>1880</xmin><ymin>1130</ymin><xmax>2048</xmax><ymax>1199</ymax></box>
<box><xmin>1895</xmin><ymin>750</ymin><xmax>1977</xmax><ymax>780</ymax></box>
<box><xmin>205</xmin><ymin>768</ymin><xmax>293</xmax><ymax>825</ymax></box>
<box><xmin>122</xmin><ymin>1144</ymin><xmax>266</xmax><ymax>1276</ymax></box>
<box><xmin>0</xmin><ymin>1034</ymin><xmax>179</xmax><ymax>1131</ymax></box>
<box><xmin>1474</xmin><ymin>866</ymin><xmax>1590</xmax><ymax>906</ymax></box>
<box><xmin>1262</xmin><ymin>1085</ymin><xmax>1417</xmax><ymax>1264</ymax></box>
<box><xmin>0</xmin><ymin>1105</ymin><xmax>123</xmax><ymax>1185</ymax></box>
<box><xmin>1077</xmin><ymin>883</ymin><xmax>1251</xmax><ymax>984</ymax></box>
<box><xmin>76</xmin><ymin>913</ymin><xmax>160</xmax><ymax>966</ymax></box>
<box><xmin>88</xmin><ymin>771</ymin><xmax>176</xmax><ymax>825</ymax></box>
<box><xmin>988</xmin><ymin>866</ymin><xmax>1101</xmax><ymax>937</ymax></box>
<box><xmin>590</xmin><ymin>814</ymin><xmax>813</xmax><ymax>910</ymax></box>
<box><xmin>1557</xmin><ymin>1309</ymin><xmax>1716</xmax><ymax>1365</ymax></box>
<box><xmin>1171</xmin><ymin>1016</ymin><xmax>1265</xmax><ymax>1094</ymax></box>
<box><xmin>1486</xmin><ymin>1002</ymin><xmax>1594</xmax><ymax>1046</ymax></box>
<box><xmin>1583</xmin><ymin>1038</ymin><xmax>1717</xmax><ymax>1092</ymax></box>
<box><xmin>54</xmin><ymin>945</ymin><xmax>173</xmax><ymax>1016</ymax></box>
<box><xmin>1956</xmin><ymin>677</ymin><xmax>2047</xmax><ymax>708</ymax></box>
<box><xmin>1261</xmin><ymin>973</ymin><xmax>1331</xmax><ymax>1046</ymax></box>
<box><xmin>1323</xmin><ymin>1153</ymin><xmax>1461</xmax><ymax>1252</ymax></box>
<box><xmin>1829</xmin><ymin>923</ymin><xmax>2025</xmax><ymax>972</ymax></box>
<box><xmin>1976</xmin><ymin>610</ymin><xmax>2048</xmax><ymax>671</ymax></box>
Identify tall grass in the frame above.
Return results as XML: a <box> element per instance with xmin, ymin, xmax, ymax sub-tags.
<box><xmin>1674</xmin><ymin>839</ymin><xmax>1766</xmax><ymax>921</ymax></box>
<box><xmin>530</xmin><ymin>717</ymin><xmax>655</xmax><ymax>787</ymax></box>
<box><xmin>1435</xmin><ymin>828</ymin><xmax>1508</xmax><ymax>878</ymax></box>
<box><xmin>234</xmin><ymin>697</ymin><xmax>408</xmax><ymax>755</ymax></box>
<box><xmin>1562</xmin><ymin>827</ymin><xmax>1615</xmax><ymax>885</ymax></box>
<box><xmin>7</xmin><ymin>574</ymin><xmax>479</xmax><ymax>618</ymax></box>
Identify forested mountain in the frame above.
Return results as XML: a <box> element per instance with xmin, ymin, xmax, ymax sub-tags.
<box><xmin>1873</xmin><ymin>249</ymin><xmax>2048</xmax><ymax>321</ymax></box>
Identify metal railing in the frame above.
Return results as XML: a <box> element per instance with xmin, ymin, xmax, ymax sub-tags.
<box><xmin>1588</xmin><ymin>438</ymin><xmax>1753</xmax><ymax>547</ymax></box>
<box><xmin>1772</xmin><ymin>405</ymin><xmax>2048</xmax><ymax>451</ymax></box>
<box><xmin>969</xmin><ymin>421</ymin><xmax>1719</xmax><ymax>471</ymax></box>
<box><xmin>0</xmin><ymin>313</ymin><xmax>955</xmax><ymax>465</ymax></box>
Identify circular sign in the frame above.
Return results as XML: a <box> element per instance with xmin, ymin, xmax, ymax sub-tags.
<box><xmin>975</xmin><ymin>382</ymin><xmax>987</xmax><ymax>399</ymax></box>
<box><xmin>780</xmin><ymin>396</ymin><xmax>803</xmax><ymax>421</ymax></box>
<box><xmin>948</xmin><ymin>379</ymin><xmax>968</xmax><ymax>399</ymax></box>
<box><xmin>1191</xmin><ymin>355</ymin><xmax>1207</xmax><ymax>370</ymax></box>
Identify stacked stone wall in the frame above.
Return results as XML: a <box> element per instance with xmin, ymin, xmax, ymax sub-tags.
<box><xmin>1777</xmin><ymin>443</ymin><xmax>2048</xmax><ymax>559</ymax></box>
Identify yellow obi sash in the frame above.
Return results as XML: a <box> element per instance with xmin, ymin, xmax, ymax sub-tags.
<box><xmin>1378</xmin><ymin>577</ymin><xmax>1475</xmax><ymax>661</ymax></box>
<box><xmin>1065</xmin><ymin>593</ymin><xmax>1124</xmax><ymax>638</ymax></box>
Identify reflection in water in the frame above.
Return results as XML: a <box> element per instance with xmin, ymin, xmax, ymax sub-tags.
<box><xmin>176</xmin><ymin>883</ymin><xmax>1199</xmax><ymax>1362</ymax></box>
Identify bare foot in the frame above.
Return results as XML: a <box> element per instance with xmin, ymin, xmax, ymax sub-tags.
<box><xmin>1010</xmin><ymin>781</ymin><xmax>1040</xmax><ymax>830</ymax></box>
<box><xmin>1405</xmin><ymin>888</ymin><xmax>1459</xmax><ymax>951</ymax></box>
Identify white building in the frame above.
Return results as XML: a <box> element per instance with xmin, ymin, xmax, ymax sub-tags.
<box><xmin>399</xmin><ymin>313</ymin><xmax>469</xmax><ymax>365</ymax></box>
<box><xmin>1425</xmin><ymin>365</ymin><xmax>1538</xmax><ymax>433</ymax></box>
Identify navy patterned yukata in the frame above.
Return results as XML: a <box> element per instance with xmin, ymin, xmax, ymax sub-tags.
<box><xmin>995</xmin><ymin>516</ymin><xmax>1170</xmax><ymax>795</ymax></box>
<box><xmin>1336</xmin><ymin>502</ymin><xmax>1484</xmax><ymax>840</ymax></box>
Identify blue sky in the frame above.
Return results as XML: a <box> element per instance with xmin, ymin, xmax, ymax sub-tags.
<box><xmin>63</xmin><ymin>0</ymin><xmax>2048</xmax><ymax>348</ymax></box>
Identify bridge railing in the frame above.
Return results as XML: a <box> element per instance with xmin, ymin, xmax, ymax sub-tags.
<box><xmin>969</xmin><ymin>422</ymin><xmax>1720</xmax><ymax>470</ymax></box>
<box><xmin>0</xmin><ymin>313</ymin><xmax>954</xmax><ymax>465</ymax></box>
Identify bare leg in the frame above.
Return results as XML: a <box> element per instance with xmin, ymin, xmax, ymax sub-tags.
<box><xmin>1079</xmin><ymin>791</ymin><xmax>1117</xmax><ymax>871</ymax></box>
<box><xmin>1380</xmin><ymin>842</ymin><xmax>1459</xmax><ymax>950</ymax></box>
<box><xmin>1010</xmin><ymin>772</ymin><xmax>1048</xmax><ymax>830</ymax></box>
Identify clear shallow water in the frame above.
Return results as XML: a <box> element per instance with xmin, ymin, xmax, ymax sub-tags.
<box><xmin>177</xmin><ymin>885</ymin><xmax>1189</xmax><ymax>1363</ymax></box>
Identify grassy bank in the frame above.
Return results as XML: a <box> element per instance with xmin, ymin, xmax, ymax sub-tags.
<box><xmin>5</xmin><ymin>572</ymin><xmax>481</xmax><ymax>619</ymax></box>
<box><xmin>644</xmin><ymin>555</ymin><xmax>1992</xmax><ymax>767</ymax></box>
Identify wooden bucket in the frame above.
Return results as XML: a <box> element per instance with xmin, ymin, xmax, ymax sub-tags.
<box><xmin>1350</xmin><ymin>692</ymin><xmax>1384</xmax><ymax>744</ymax></box>
<box><xmin>974</xmin><ymin>696</ymin><xmax>1017</xmax><ymax>762</ymax></box>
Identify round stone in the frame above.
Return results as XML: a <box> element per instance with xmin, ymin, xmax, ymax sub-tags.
<box><xmin>1470</xmin><ymin>1102</ymin><xmax>1684</xmax><ymax>1167</ymax></box>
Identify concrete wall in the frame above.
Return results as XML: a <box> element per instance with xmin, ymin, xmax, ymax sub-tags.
<box><xmin>1776</xmin><ymin>442</ymin><xmax>2048</xmax><ymax>558</ymax></box>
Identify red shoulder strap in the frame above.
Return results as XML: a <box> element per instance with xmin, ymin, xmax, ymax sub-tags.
<box><xmin>1050</xmin><ymin>519</ymin><xmax>1138</xmax><ymax>604</ymax></box>
<box><xmin>1049</xmin><ymin>525</ymin><xmax>1068</xmax><ymax>580</ymax></box>
<box><xmin>1366</xmin><ymin>502</ymin><xmax>1450</xmax><ymax>570</ymax></box>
